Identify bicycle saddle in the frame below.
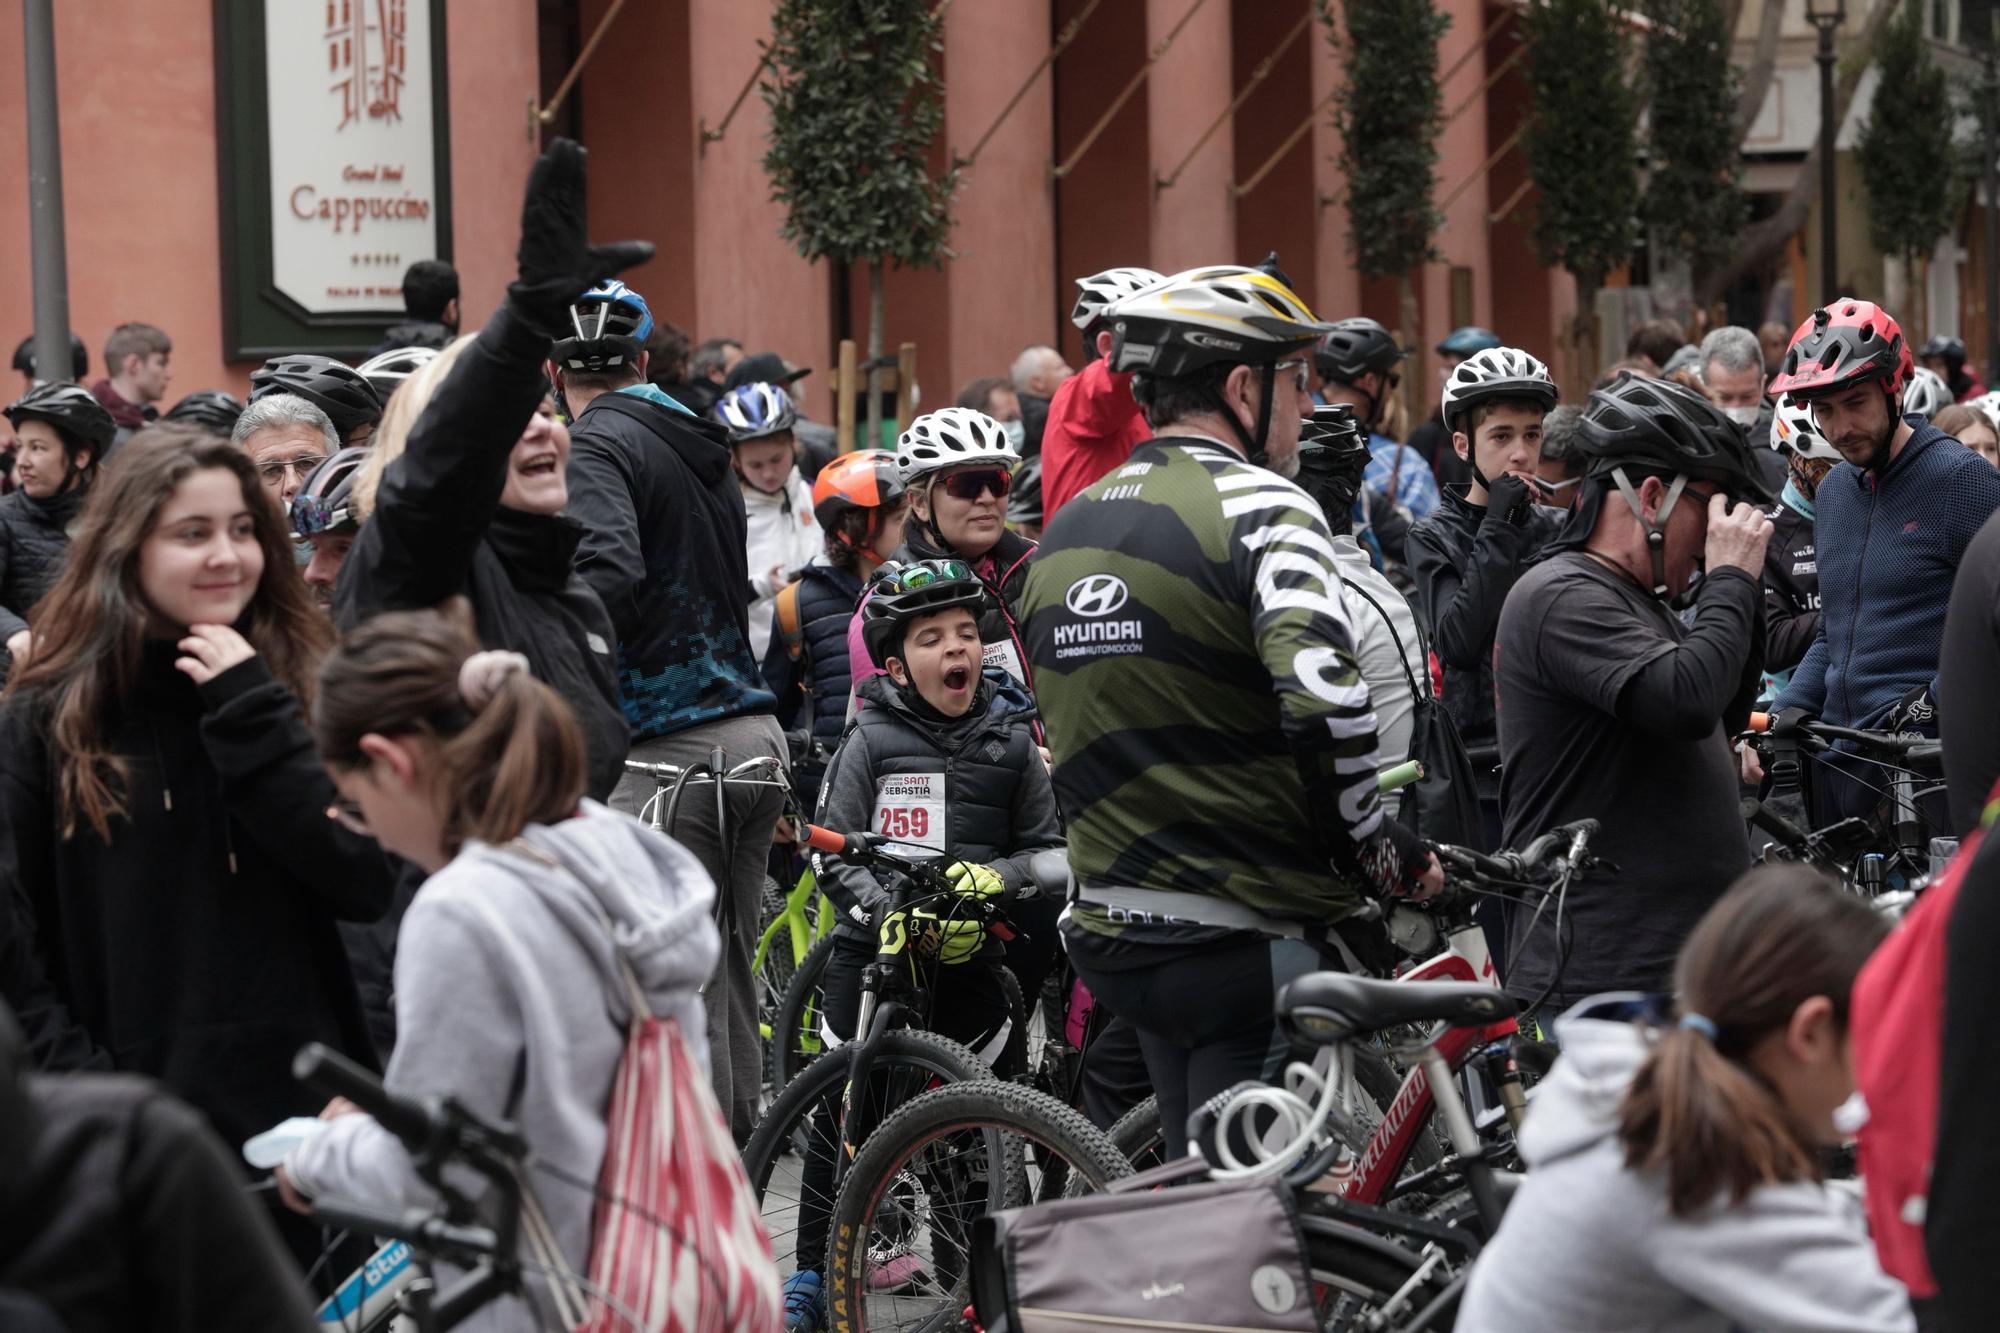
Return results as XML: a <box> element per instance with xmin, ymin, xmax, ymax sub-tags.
<box><xmin>1277</xmin><ymin>973</ymin><xmax>1518</xmax><ymax>1043</ymax></box>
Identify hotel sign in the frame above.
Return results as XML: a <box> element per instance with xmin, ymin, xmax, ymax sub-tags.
<box><xmin>216</xmin><ymin>0</ymin><xmax>453</xmax><ymax>358</ymax></box>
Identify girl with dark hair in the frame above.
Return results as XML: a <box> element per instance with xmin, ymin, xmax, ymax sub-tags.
<box><xmin>1460</xmin><ymin>864</ymin><xmax>1914</xmax><ymax>1332</ymax></box>
<box><xmin>0</xmin><ymin>423</ymin><xmax>395</xmax><ymax>1151</ymax></box>
<box><xmin>277</xmin><ymin>604</ymin><xmax>729</xmax><ymax>1332</ymax></box>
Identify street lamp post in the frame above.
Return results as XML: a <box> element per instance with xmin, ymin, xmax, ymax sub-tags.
<box><xmin>1806</xmin><ymin>0</ymin><xmax>1846</xmax><ymax>303</ymax></box>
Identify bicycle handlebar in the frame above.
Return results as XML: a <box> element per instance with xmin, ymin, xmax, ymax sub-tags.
<box><xmin>1431</xmin><ymin>819</ymin><xmax>1599</xmax><ymax>884</ymax></box>
<box><xmin>294</xmin><ymin>1043</ymin><xmax>440</xmax><ymax>1153</ymax></box>
<box><xmin>1745</xmin><ymin>711</ymin><xmax>1940</xmax><ymax>760</ymax></box>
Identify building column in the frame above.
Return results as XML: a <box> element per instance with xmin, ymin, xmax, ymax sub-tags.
<box><xmin>1423</xmin><ymin>0</ymin><xmax>1493</xmax><ymax>387</ymax></box>
<box><xmin>688</xmin><ymin>0</ymin><xmax>831</xmax><ymax>417</ymax></box>
<box><xmin>1146</xmin><ymin>0</ymin><xmax>1235</xmax><ymax>272</ymax></box>
<box><xmin>945</xmin><ymin>3</ymin><xmax>1058</xmax><ymax>401</ymax></box>
<box><xmin>1310</xmin><ymin>7</ymin><xmax>1361</xmax><ymax>320</ymax></box>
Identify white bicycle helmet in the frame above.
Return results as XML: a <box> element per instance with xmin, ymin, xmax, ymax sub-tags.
<box><xmin>895</xmin><ymin>406</ymin><xmax>1020</xmax><ymax>483</ymax></box>
<box><xmin>1440</xmin><ymin>347</ymin><xmax>1558</xmax><ymax>435</ymax></box>
<box><xmin>355</xmin><ymin>345</ymin><xmax>440</xmax><ymax>400</ymax></box>
<box><xmin>1970</xmin><ymin>390</ymin><xmax>2000</xmax><ymax>434</ymax></box>
<box><xmin>1769</xmin><ymin>392</ymin><xmax>1838</xmax><ymax>461</ymax></box>
<box><xmin>1902</xmin><ymin>365</ymin><xmax>1952</xmax><ymax>418</ymax></box>
<box><xmin>1071</xmin><ymin>266</ymin><xmax>1165</xmax><ymax>333</ymax></box>
<box><xmin>1104</xmin><ymin>265</ymin><xmax>1330</xmax><ymax>378</ymax></box>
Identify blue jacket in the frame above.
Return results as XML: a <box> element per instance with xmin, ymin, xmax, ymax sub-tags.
<box><xmin>1777</xmin><ymin>419</ymin><xmax>2000</xmax><ymax>727</ymax></box>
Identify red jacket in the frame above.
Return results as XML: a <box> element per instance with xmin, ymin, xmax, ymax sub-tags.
<box><xmin>1040</xmin><ymin>359</ymin><xmax>1152</xmax><ymax>518</ymax></box>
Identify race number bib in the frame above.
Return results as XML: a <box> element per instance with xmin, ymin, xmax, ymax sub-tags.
<box><xmin>873</xmin><ymin>771</ymin><xmax>946</xmax><ymax>859</ymax></box>
<box><xmin>982</xmin><ymin>637</ymin><xmax>1027</xmax><ymax>684</ymax></box>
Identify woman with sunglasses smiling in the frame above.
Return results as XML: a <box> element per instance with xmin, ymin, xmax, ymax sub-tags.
<box><xmin>844</xmin><ymin>405</ymin><xmax>1037</xmax><ymax>694</ymax></box>
<box><xmin>0</xmin><ymin>423</ymin><xmax>396</xmax><ymax>1262</ymax></box>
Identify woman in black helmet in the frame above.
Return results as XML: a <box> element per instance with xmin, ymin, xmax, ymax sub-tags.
<box><xmin>0</xmin><ymin>384</ymin><xmax>115</xmax><ymax>679</ymax></box>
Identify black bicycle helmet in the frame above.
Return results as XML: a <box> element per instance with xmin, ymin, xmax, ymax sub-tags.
<box><xmin>1918</xmin><ymin>334</ymin><xmax>1967</xmax><ymax>376</ymax></box>
<box><xmin>1294</xmin><ymin>402</ymin><xmax>1372</xmax><ymax>517</ymax></box>
<box><xmin>1314</xmin><ymin>318</ymin><xmax>1407</xmax><ymax>384</ymax></box>
<box><xmin>1577</xmin><ymin>371</ymin><xmax>1776</xmax><ymax>599</ymax></box>
<box><xmin>11</xmin><ymin>332</ymin><xmax>87</xmax><ymax>383</ymax></box>
<box><xmin>861</xmin><ymin>559</ymin><xmax>993</xmax><ymax>668</ymax></box>
<box><xmin>249</xmin><ymin>354</ymin><xmax>384</xmax><ymax>440</ymax></box>
<box><xmin>5</xmin><ymin>382</ymin><xmax>116</xmax><ymax>456</ymax></box>
<box><xmin>288</xmin><ymin>447</ymin><xmax>370</xmax><ymax>541</ymax></box>
<box><xmin>163</xmin><ymin>389</ymin><xmax>248</xmax><ymax>435</ymax></box>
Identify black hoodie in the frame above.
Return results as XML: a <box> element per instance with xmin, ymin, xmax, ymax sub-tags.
<box><xmin>0</xmin><ymin>482</ymin><xmax>88</xmax><ymax>681</ymax></box>
<box><xmin>564</xmin><ymin>385</ymin><xmax>775</xmax><ymax>741</ymax></box>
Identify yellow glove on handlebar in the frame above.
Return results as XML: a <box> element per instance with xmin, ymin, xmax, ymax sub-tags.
<box><xmin>910</xmin><ymin>904</ymin><xmax>986</xmax><ymax>965</ymax></box>
<box><xmin>945</xmin><ymin>861</ymin><xmax>1005</xmax><ymax>901</ymax></box>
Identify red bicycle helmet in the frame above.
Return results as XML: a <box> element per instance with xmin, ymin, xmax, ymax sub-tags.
<box><xmin>1768</xmin><ymin>300</ymin><xmax>1913</xmax><ymax>399</ymax></box>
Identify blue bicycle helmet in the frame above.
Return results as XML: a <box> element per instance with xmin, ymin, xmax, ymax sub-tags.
<box><xmin>1437</xmin><ymin>326</ymin><xmax>1502</xmax><ymax>358</ymax></box>
<box><xmin>551</xmin><ymin>279</ymin><xmax>655</xmax><ymax>373</ymax></box>
<box><xmin>712</xmin><ymin>381</ymin><xmax>798</xmax><ymax>442</ymax></box>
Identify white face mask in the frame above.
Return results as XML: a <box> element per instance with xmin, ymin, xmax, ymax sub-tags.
<box><xmin>1000</xmin><ymin>419</ymin><xmax>1026</xmax><ymax>451</ymax></box>
<box><xmin>1723</xmin><ymin>406</ymin><xmax>1759</xmax><ymax>429</ymax></box>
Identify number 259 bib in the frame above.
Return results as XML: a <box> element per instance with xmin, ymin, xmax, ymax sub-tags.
<box><xmin>872</xmin><ymin>771</ymin><xmax>946</xmax><ymax>859</ymax></box>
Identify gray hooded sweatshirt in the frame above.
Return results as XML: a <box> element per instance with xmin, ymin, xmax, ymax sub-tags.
<box><xmin>1459</xmin><ymin>1008</ymin><xmax>1914</xmax><ymax>1333</ymax></box>
<box><xmin>286</xmin><ymin>801</ymin><xmax>719</xmax><ymax>1332</ymax></box>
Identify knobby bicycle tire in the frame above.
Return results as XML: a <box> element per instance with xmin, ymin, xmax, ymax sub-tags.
<box><xmin>823</xmin><ymin>1080</ymin><xmax>1133</xmax><ymax>1333</ymax></box>
<box><xmin>743</xmin><ymin>1029</ymin><xmax>997</xmax><ymax>1295</ymax></box>
<box><xmin>1301</xmin><ymin>1213</ymin><xmax>1459</xmax><ymax>1332</ymax></box>
<box><xmin>769</xmin><ymin>930</ymin><xmax>839</xmax><ymax>1090</ymax></box>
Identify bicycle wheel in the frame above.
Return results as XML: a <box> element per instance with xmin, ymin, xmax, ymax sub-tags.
<box><xmin>1105</xmin><ymin>1093</ymin><xmax>1167</xmax><ymax>1172</ymax></box>
<box><xmin>742</xmin><ymin>1030</ymin><xmax>996</xmax><ymax>1296</ymax></box>
<box><xmin>769</xmin><ymin>930</ymin><xmax>838</xmax><ymax>1090</ymax></box>
<box><xmin>1300</xmin><ymin>1213</ymin><xmax>1458</xmax><ymax>1332</ymax></box>
<box><xmin>823</xmin><ymin>1081</ymin><xmax>1133</xmax><ymax>1333</ymax></box>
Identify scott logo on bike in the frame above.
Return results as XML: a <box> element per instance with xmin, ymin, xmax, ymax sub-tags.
<box><xmin>1065</xmin><ymin>573</ymin><xmax>1129</xmax><ymax>617</ymax></box>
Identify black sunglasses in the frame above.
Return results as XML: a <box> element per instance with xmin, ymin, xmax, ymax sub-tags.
<box><xmin>938</xmin><ymin>469</ymin><xmax>1012</xmax><ymax>501</ymax></box>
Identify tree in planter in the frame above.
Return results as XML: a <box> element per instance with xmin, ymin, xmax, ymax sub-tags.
<box><xmin>1640</xmin><ymin>0</ymin><xmax>1746</xmax><ymax>308</ymax></box>
<box><xmin>1323</xmin><ymin>0</ymin><xmax>1449</xmax><ymax>423</ymax></box>
<box><xmin>1856</xmin><ymin>0</ymin><xmax>1963</xmax><ymax>334</ymax></box>
<box><xmin>762</xmin><ymin>0</ymin><xmax>958</xmax><ymax>449</ymax></box>
<box><xmin>1524</xmin><ymin>0</ymin><xmax>1641</xmax><ymax>384</ymax></box>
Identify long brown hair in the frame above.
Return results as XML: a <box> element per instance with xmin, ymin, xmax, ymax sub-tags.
<box><xmin>313</xmin><ymin>602</ymin><xmax>584</xmax><ymax>856</ymax></box>
<box><xmin>1618</xmin><ymin>865</ymin><xmax>1887</xmax><ymax>1214</ymax></box>
<box><xmin>5</xmin><ymin>424</ymin><xmax>332</xmax><ymax>840</ymax></box>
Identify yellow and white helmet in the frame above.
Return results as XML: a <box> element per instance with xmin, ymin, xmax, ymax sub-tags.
<box><xmin>1104</xmin><ymin>265</ymin><xmax>1332</xmax><ymax>379</ymax></box>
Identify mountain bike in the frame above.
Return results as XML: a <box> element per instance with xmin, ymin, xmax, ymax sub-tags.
<box><xmin>1740</xmin><ymin>708</ymin><xmax>1949</xmax><ymax>892</ymax></box>
<box><xmin>741</xmin><ymin>824</ymin><xmax>1065</xmax><ymax>1303</ymax></box>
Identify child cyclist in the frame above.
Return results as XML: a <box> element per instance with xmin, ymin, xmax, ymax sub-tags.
<box><xmin>1461</xmin><ymin>865</ymin><xmax>1914</xmax><ymax>1332</ymax></box>
<box><xmin>714</xmin><ymin>380</ymin><xmax>819</xmax><ymax>661</ymax></box>
<box><xmin>782</xmin><ymin>558</ymin><xmax>1063</xmax><ymax>1331</ymax></box>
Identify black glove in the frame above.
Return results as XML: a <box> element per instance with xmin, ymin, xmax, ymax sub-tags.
<box><xmin>1483</xmin><ymin>472</ymin><xmax>1533</xmax><ymax>527</ymax></box>
<box><xmin>507</xmin><ymin>137</ymin><xmax>655</xmax><ymax>333</ymax></box>
<box><xmin>1883</xmin><ymin>681</ymin><xmax>1938</xmax><ymax>735</ymax></box>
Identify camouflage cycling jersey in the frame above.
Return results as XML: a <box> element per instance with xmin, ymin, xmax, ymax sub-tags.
<box><xmin>1019</xmin><ymin>436</ymin><xmax>1403</xmax><ymax>941</ymax></box>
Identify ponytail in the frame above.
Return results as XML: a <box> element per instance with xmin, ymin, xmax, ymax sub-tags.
<box><xmin>314</xmin><ymin>601</ymin><xmax>585</xmax><ymax>855</ymax></box>
<box><xmin>1616</xmin><ymin>864</ymin><xmax>1887</xmax><ymax>1215</ymax></box>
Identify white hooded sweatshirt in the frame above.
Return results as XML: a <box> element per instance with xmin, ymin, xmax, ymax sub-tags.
<box><xmin>286</xmin><ymin>802</ymin><xmax>720</xmax><ymax>1333</ymax></box>
<box><xmin>743</xmin><ymin>468</ymin><xmax>819</xmax><ymax>659</ymax></box>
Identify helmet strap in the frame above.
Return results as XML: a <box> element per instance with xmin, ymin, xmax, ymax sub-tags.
<box><xmin>1610</xmin><ymin>465</ymin><xmax>1687</xmax><ymax>601</ymax></box>
<box><xmin>1200</xmin><ymin>363</ymin><xmax>1277</xmax><ymax>468</ymax></box>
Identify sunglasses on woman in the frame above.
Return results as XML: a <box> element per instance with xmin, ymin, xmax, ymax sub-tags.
<box><xmin>938</xmin><ymin>468</ymin><xmax>1012</xmax><ymax>501</ymax></box>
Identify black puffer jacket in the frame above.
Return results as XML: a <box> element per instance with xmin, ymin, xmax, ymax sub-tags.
<box><xmin>813</xmin><ymin>671</ymin><xmax>1062</xmax><ymax>947</ymax></box>
<box><xmin>0</xmin><ymin>649</ymin><xmax>395</xmax><ymax>1150</ymax></box>
<box><xmin>334</xmin><ymin>301</ymin><xmax>629</xmax><ymax>802</ymax></box>
<box><xmin>762</xmin><ymin>558</ymin><xmax>864</xmax><ymax>802</ymax></box>
<box><xmin>1407</xmin><ymin>484</ymin><xmax>1565</xmax><ymax>793</ymax></box>
<box><xmin>1761</xmin><ymin>496</ymin><xmax>1820</xmax><ymax>675</ymax></box>
<box><xmin>0</xmin><ymin>483</ymin><xmax>87</xmax><ymax>681</ymax></box>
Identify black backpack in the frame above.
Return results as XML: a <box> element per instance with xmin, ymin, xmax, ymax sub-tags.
<box><xmin>1338</xmin><ymin>576</ymin><xmax>1484</xmax><ymax>849</ymax></box>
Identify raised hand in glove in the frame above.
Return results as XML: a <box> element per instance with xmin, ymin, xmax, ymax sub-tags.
<box><xmin>509</xmin><ymin>137</ymin><xmax>656</xmax><ymax>332</ymax></box>
<box><xmin>944</xmin><ymin>861</ymin><xmax>1006</xmax><ymax>901</ymax></box>
<box><xmin>909</xmin><ymin>903</ymin><xmax>986</xmax><ymax>965</ymax></box>
<box><xmin>1482</xmin><ymin>472</ymin><xmax>1534</xmax><ymax>527</ymax></box>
